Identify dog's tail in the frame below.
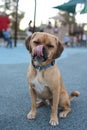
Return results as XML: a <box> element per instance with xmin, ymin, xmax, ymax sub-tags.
<box><xmin>69</xmin><ymin>91</ymin><xmax>80</xmax><ymax>101</ymax></box>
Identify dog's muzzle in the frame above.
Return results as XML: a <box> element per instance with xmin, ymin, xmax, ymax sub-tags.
<box><xmin>32</xmin><ymin>45</ymin><xmax>48</xmax><ymax>62</ymax></box>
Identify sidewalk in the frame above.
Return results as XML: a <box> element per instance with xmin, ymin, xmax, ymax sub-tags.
<box><xmin>0</xmin><ymin>40</ymin><xmax>30</xmax><ymax>64</ymax></box>
<box><xmin>0</xmin><ymin>40</ymin><xmax>87</xmax><ymax>64</ymax></box>
<box><xmin>0</xmin><ymin>42</ymin><xmax>87</xmax><ymax>130</ymax></box>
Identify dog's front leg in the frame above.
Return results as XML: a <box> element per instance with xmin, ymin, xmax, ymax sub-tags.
<box><xmin>27</xmin><ymin>85</ymin><xmax>37</xmax><ymax>119</ymax></box>
<box><xmin>49</xmin><ymin>88</ymin><xmax>59</xmax><ymax>126</ymax></box>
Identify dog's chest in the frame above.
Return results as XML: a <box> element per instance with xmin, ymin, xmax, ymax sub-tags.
<box><xmin>32</xmin><ymin>71</ymin><xmax>47</xmax><ymax>94</ymax></box>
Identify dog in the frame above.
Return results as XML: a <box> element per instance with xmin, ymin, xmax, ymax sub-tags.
<box><xmin>25</xmin><ymin>32</ymin><xmax>80</xmax><ymax>126</ymax></box>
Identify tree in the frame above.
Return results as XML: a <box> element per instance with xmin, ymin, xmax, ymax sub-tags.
<box><xmin>0</xmin><ymin>0</ymin><xmax>25</xmax><ymax>31</ymax></box>
<box><xmin>59</xmin><ymin>12</ymin><xmax>76</xmax><ymax>34</ymax></box>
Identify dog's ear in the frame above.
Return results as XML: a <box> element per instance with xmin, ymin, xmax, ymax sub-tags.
<box><xmin>53</xmin><ymin>41</ymin><xmax>64</xmax><ymax>59</ymax></box>
<box><xmin>25</xmin><ymin>32</ymin><xmax>37</xmax><ymax>52</ymax></box>
<box><xmin>25</xmin><ymin>35</ymin><xmax>32</xmax><ymax>51</ymax></box>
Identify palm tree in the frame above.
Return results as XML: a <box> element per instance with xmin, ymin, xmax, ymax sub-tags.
<box><xmin>59</xmin><ymin>12</ymin><xmax>76</xmax><ymax>34</ymax></box>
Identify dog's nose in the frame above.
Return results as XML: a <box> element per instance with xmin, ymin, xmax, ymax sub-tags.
<box><xmin>33</xmin><ymin>45</ymin><xmax>44</xmax><ymax>57</ymax></box>
<box><xmin>32</xmin><ymin>45</ymin><xmax>48</xmax><ymax>61</ymax></box>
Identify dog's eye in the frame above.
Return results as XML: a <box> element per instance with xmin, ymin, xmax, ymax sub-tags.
<box><xmin>47</xmin><ymin>44</ymin><xmax>54</xmax><ymax>48</ymax></box>
<box><xmin>33</xmin><ymin>41</ymin><xmax>40</xmax><ymax>45</ymax></box>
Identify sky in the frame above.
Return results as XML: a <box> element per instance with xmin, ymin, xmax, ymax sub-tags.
<box><xmin>19</xmin><ymin>0</ymin><xmax>69</xmax><ymax>29</ymax></box>
<box><xmin>19</xmin><ymin>0</ymin><xmax>87</xmax><ymax>30</ymax></box>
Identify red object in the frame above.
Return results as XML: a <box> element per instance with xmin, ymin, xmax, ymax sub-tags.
<box><xmin>0</xmin><ymin>15</ymin><xmax>10</xmax><ymax>31</ymax></box>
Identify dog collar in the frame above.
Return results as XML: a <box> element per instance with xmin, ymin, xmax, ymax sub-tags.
<box><xmin>32</xmin><ymin>61</ymin><xmax>55</xmax><ymax>70</ymax></box>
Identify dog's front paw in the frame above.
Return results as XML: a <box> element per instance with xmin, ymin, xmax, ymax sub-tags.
<box><xmin>27</xmin><ymin>110</ymin><xmax>36</xmax><ymax>119</ymax></box>
<box><xmin>49</xmin><ymin>117</ymin><xmax>59</xmax><ymax>126</ymax></box>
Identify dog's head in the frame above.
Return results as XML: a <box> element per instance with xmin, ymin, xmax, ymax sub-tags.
<box><xmin>25</xmin><ymin>32</ymin><xmax>64</xmax><ymax>66</ymax></box>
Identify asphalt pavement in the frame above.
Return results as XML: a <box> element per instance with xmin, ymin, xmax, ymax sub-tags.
<box><xmin>0</xmin><ymin>42</ymin><xmax>87</xmax><ymax>130</ymax></box>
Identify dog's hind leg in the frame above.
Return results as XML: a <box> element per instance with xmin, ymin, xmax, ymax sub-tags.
<box><xmin>36</xmin><ymin>100</ymin><xmax>46</xmax><ymax>107</ymax></box>
<box><xmin>59</xmin><ymin>106</ymin><xmax>71</xmax><ymax>118</ymax></box>
<box><xmin>59</xmin><ymin>88</ymin><xmax>71</xmax><ymax>118</ymax></box>
<box><xmin>36</xmin><ymin>99</ymin><xmax>52</xmax><ymax>107</ymax></box>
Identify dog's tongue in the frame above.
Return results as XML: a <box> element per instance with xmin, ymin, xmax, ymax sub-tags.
<box><xmin>34</xmin><ymin>45</ymin><xmax>44</xmax><ymax>56</ymax></box>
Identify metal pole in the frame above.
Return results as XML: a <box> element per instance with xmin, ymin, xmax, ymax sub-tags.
<box><xmin>14</xmin><ymin>0</ymin><xmax>19</xmax><ymax>47</ymax></box>
<box><xmin>33</xmin><ymin>0</ymin><xmax>36</xmax><ymax>33</ymax></box>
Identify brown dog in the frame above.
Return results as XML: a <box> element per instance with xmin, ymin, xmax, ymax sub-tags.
<box><xmin>25</xmin><ymin>32</ymin><xmax>80</xmax><ymax>126</ymax></box>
